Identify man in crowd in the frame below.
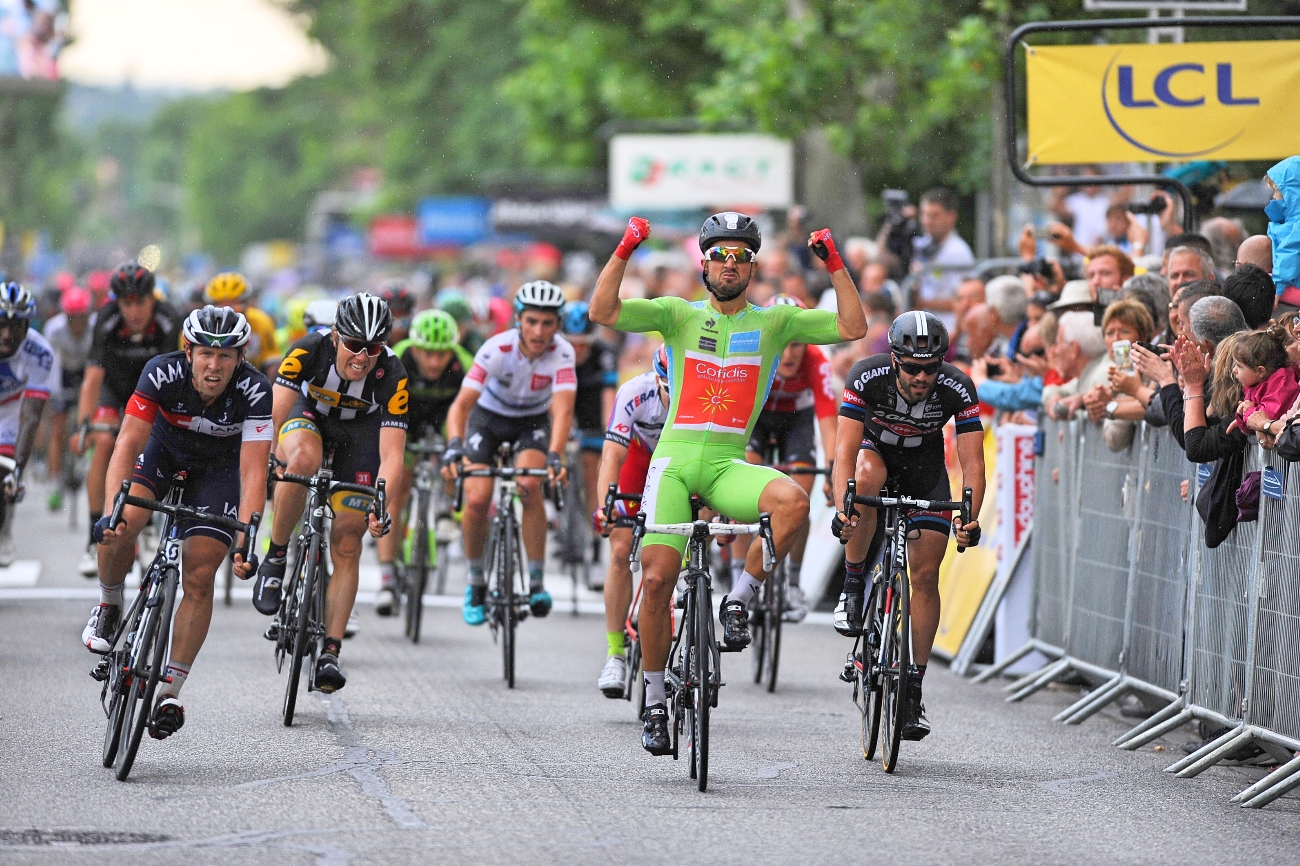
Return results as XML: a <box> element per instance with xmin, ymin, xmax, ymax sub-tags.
<box><xmin>1236</xmin><ymin>235</ymin><xmax>1272</xmax><ymax>273</ymax></box>
<box><xmin>1085</xmin><ymin>244</ymin><xmax>1135</xmax><ymax>305</ymax></box>
<box><xmin>1200</xmin><ymin>217</ymin><xmax>1246</xmax><ymax>274</ymax></box>
<box><xmin>1042</xmin><ymin>311</ymin><xmax>1108</xmax><ymax>419</ymax></box>
<box><xmin>911</xmin><ymin>188</ymin><xmax>974</xmax><ymax>326</ymax></box>
<box><xmin>1166</xmin><ymin>245</ymin><xmax>1218</xmax><ymax>291</ymax></box>
<box><xmin>1222</xmin><ymin>265</ymin><xmax>1276</xmax><ymax>330</ymax></box>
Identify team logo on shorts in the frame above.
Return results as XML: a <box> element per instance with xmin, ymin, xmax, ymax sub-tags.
<box><xmin>356</xmin><ymin>471</ymin><xmax>372</xmax><ymax>486</ymax></box>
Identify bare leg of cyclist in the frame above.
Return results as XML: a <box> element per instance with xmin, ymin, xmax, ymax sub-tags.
<box><xmin>268</xmin><ymin>430</ymin><xmax>319</xmax><ymax>548</ymax></box>
<box><xmin>905</xmin><ymin>530</ymin><xmax>947</xmax><ymax>667</ymax></box>
<box><xmin>602</xmin><ymin>528</ymin><xmax>634</xmax><ymax>636</ymax></box>
<box><xmin>325</xmin><ymin>512</ymin><xmax>367</xmax><ymax>642</ymax></box>
<box><xmin>94</xmin><ymin>490</ymin><xmax>152</xmax><ymax>590</ymax></box>
<box><xmin>458</xmin><ymin>469</ymin><xmax>493</xmax><ymax>623</ymax></box>
<box><xmin>733</xmin><ymin>477</ymin><xmax>808</xmax><ymax>601</ymax></box>
<box><xmin>638</xmin><ymin>543</ymin><xmax>682</xmax><ymax>699</ymax></box>
<box><xmin>515</xmin><ymin>448</ymin><xmax>552</xmax><ymax>614</ymax></box>
<box><xmin>834</xmin><ymin>449</ymin><xmax>888</xmax><ymax>634</ymax></box>
<box><xmin>46</xmin><ymin>410</ymin><xmax>65</xmax><ymax>492</ymax></box>
<box><xmin>375</xmin><ymin>463</ymin><xmax>414</xmax><ymax>614</ymax></box>
<box><xmin>165</xmin><ymin>536</ymin><xmax>224</xmax><ymax>676</ymax></box>
<box><xmin>86</xmin><ymin>429</ymin><xmax>114</xmax><ymax>525</ymax></box>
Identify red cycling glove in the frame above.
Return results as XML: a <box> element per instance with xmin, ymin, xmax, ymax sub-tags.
<box><xmin>809</xmin><ymin>228</ymin><xmax>845</xmax><ymax>274</ymax></box>
<box><xmin>615</xmin><ymin>217</ymin><xmax>651</xmax><ymax>261</ymax></box>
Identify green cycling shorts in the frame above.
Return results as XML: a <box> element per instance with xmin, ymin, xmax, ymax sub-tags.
<box><xmin>640</xmin><ymin>441</ymin><xmax>787</xmax><ymax>554</ymax></box>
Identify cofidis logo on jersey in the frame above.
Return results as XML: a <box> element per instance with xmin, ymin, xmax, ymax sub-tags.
<box><xmin>1026</xmin><ymin>41</ymin><xmax>1300</xmax><ymax>164</ymax></box>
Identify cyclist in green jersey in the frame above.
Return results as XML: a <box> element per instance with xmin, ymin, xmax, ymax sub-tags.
<box><xmin>590</xmin><ymin>212</ymin><xmax>867</xmax><ymax>755</ymax></box>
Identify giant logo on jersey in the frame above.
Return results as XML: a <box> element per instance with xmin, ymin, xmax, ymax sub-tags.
<box><xmin>672</xmin><ymin>350</ymin><xmax>761</xmax><ymax>435</ymax></box>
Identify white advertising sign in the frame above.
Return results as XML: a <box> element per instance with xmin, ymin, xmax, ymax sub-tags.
<box><xmin>609</xmin><ymin>134</ymin><xmax>794</xmax><ymax>209</ymax></box>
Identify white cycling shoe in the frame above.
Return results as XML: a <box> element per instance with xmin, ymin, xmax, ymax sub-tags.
<box><xmin>79</xmin><ymin>544</ymin><xmax>98</xmax><ymax>578</ymax></box>
<box><xmin>783</xmin><ymin>586</ymin><xmax>809</xmax><ymax>623</ymax></box>
<box><xmin>598</xmin><ymin>654</ymin><xmax>627</xmax><ymax>699</ymax></box>
<box><xmin>345</xmin><ymin>609</ymin><xmax>359</xmax><ymax>639</ymax></box>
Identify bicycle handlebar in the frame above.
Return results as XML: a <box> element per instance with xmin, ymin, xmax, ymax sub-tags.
<box><xmin>601</xmin><ymin>482</ymin><xmax>642</xmax><ymax>530</ymax></box>
<box><xmin>628</xmin><ymin>511</ymin><xmax>776</xmax><ymax>575</ymax></box>
<box><xmin>840</xmin><ymin>479</ymin><xmax>974</xmax><ymax>553</ymax></box>
<box><xmin>268</xmin><ymin>454</ymin><xmax>386</xmax><ymax>515</ymax></box>
<box><xmin>453</xmin><ymin>465</ymin><xmax>563</xmax><ymax>512</ymax></box>
<box><xmin>108</xmin><ymin>479</ymin><xmax>262</xmax><ymax>563</ymax></box>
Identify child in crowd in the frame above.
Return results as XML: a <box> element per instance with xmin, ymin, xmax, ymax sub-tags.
<box><xmin>1230</xmin><ymin>321</ymin><xmax>1300</xmax><ymax>437</ymax></box>
<box><xmin>1267</xmin><ymin>156</ymin><xmax>1300</xmax><ymax>307</ymax></box>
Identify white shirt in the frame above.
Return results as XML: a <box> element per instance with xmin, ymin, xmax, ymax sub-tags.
<box><xmin>912</xmin><ymin>231</ymin><xmax>974</xmax><ymax>329</ymax></box>
<box><xmin>43</xmin><ymin>312</ymin><xmax>94</xmax><ymax>376</ymax></box>
<box><xmin>605</xmin><ymin>371</ymin><xmax>668</xmax><ymax>451</ymax></box>
<box><xmin>464</xmin><ymin>328</ymin><xmax>577</xmax><ymax>417</ymax></box>
<box><xmin>1064</xmin><ymin>191</ymin><xmax>1110</xmax><ymax>249</ymax></box>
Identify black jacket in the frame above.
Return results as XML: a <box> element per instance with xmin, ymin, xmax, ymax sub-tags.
<box><xmin>1160</xmin><ymin>384</ymin><xmax>1249</xmax><ymax>548</ymax></box>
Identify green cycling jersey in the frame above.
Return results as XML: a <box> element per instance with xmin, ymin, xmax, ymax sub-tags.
<box><xmin>615</xmin><ymin>296</ymin><xmax>841</xmax><ymax>452</ymax></box>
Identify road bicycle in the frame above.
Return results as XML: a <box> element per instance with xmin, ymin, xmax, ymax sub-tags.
<box><xmin>598</xmin><ymin>482</ymin><xmax>645</xmax><ymax>713</ymax></box>
<box><xmin>401</xmin><ymin>435</ymin><xmax>450</xmax><ymax>643</ymax></box>
<box><xmin>629</xmin><ymin>499</ymin><xmax>775</xmax><ymax>792</ymax></box>
<box><xmin>269</xmin><ymin>454</ymin><xmax>384</xmax><ymax>726</ymax></box>
<box><xmin>838</xmin><ymin>478</ymin><xmax>970</xmax><ymax>774</ymax></box>
<box><xmin>454</xmin><ymin>443</ymin><xmax>563</xmax><ymax>688</ymax></box>
<box><xmin>92</xmin><ymin>474</ymin><xmax>259</xmax><ymax>781</ymax></box>
<box><xmin>554</xmin><ymin>438</ymin><xmax>593</xmax><ymax>615</ymax></box>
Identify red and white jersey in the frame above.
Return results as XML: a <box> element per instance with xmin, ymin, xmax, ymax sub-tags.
<box><xmin>761</xmin><ymin>343</ymin><xmax>836</xmax><ymax>418</ymax></box>
<box><xmin>0</xmin><ymin>330</ymin><xmax>59</xmax><ymax>449</ymax></box>
<box><xmin>464</xmin><ymin>328</ymin><xmax>577</xmax><ymax>417</ymax></box>
<box><xmin>605</xmin><ymin>371</ymin><xmax>668</xmax><ymax>452</ymax></box>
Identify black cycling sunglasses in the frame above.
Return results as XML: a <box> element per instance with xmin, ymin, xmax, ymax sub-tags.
<box><xmin>897</xmin><ymin>359</ymin><xmax>941</xmax><ymax>376</ymax></box>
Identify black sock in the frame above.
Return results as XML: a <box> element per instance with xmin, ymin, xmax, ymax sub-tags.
<box><xmin>844</xmin><ymin>558</ymin><xmax>867</xmax><ymax>595</ymax></box>
<box><xmin>89</xmin><ymin>513</ymin><xmax>102</xmax><ymax>546</ymax></box>
<box><xmin>267</xmin><ymin>541</ymin><xmax>288</xmax><ymax>562</ymax></box>
<box><xmin>915</xmin><ymin>663</ymin><xmax>927</xmax><ymax>680</ymax></box>
<box><xmin>323</xmin><ymin>637</ymin><xmax>341</xmax><ymax>657</ymax></box>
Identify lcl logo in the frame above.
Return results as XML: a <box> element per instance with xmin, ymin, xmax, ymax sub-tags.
<box><xmin>1101</xmin><ymin>54</ymin><xmax>1261</xmax><ymax>158</ymax></box>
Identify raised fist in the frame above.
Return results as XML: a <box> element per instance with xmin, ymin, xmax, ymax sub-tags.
<box><xmin>808</xmin><ymin>228</ymin><xmax>845</xmax><ymax>273</ymax></box>
<box><xmin>615</xmin><ymin>217</ymin><xmax>651</xmax><ymax>261</ymax></box>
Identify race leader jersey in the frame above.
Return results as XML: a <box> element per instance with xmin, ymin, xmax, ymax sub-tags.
<box><xmin>88</xmin><ymin>300</ymin><xmax>183</xmax><ymax>403</ymax></box>
<box><xmin>574</xmin><ymin>340</ymin><xmax>618</xmax><ymax>430</ymax></box>
<box><xmin>397</xmin><ymin>342</ymin><xmax>474</xmax><ymax>437</ymax></box>
<box><xmin>275</xmin><ymin>330</ymin><xmax>409</xmax><ymax>429</ymax></box>
<box><xmin>463</xmin><ymin>329</ymin><xmax>576</xmax><ymax>418</ymax></box>
<box><xmin>125</xmin><ymin>351</ymin><xmax>274</xmax><ymax>463</ymax></box>
<box><xmin>839</xmin><ymin>353</ymin><xmax>982</xmax><ymax>451</ymax></box>
<box><xmin>762</xmin><ymin>343</ymin><xmax>837</xmax><ymax>418</ymax></box>
<box><xmin>605</xmin><ymin>371</ymin><xmax>668</xmax><ymax>452</ymax></box>
<box><xmin>0</xmin><ymin>330</ymin><xmax>59</xmax><ymax>410</ymax></box>
<box><xmin>613</xmin><ymin>297</ymin><xmax>841</xmax><ymax>451</ymax></box>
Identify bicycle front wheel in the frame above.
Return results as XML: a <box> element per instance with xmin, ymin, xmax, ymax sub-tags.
<box><xmin>498</xmin><ymin>515</ymin><xmax>518</xmax><ymax>688</ymax></box>
<box><xmin>693</xmin><ymin>574</ymin><xmax>712</xmax><ymax>792</ymax></box>
<box><xmin>283</xmin><ymin>535</ymin><xmax>320</xmax><ymax>727</ymax></box>
<box><xmin>861</xmin><ymin>577</ymin><xmax>886</xmax><ymax>761</ymax></box>
<box><xmin>406</xmin><ymin>498</ymin><xmax>429</xmax><ymax>643</ymax></box>
<box><xmin>764</xmin><ymin>568</ymin><xmax>784</xmax><ymax>693</ymax></box>
<box><xmin>879</xmin><ymin>571</ymin><xmax>911</xmax><ymax>774</ymax></box>
<box><xmin>116</xmin><ymin>569</ymin><xmax>175</xmax><ymax>781</ymax></box>
<box><xmin>101</xmin><ymin>660</ymin><xmax>127</xmax><ymax>768</ymax></box>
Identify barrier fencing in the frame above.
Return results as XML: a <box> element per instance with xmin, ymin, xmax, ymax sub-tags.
<box><xmin>974</xmin><ymin>418</ymin><xmax>1300</xmax><ymax>809</ymax></box>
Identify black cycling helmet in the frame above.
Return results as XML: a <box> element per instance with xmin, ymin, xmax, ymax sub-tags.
<box><xmin>110</xmin><ymin>261</ymin><xmax>156</xmax><ymax>299</ymax></box>
<box><xmin>887</xmin><ymin>311</ymin><xmax>949</xmax><ymax>361</ymax></box>
<box><xmin>699</xmin><ymin>212</ymin><xmax>762</xmax><ymax>253</ymax></box>
<box><xmin>335</xmin><ymin>292</ymin><xmax>393</xmax><ymax>344</ymax></box>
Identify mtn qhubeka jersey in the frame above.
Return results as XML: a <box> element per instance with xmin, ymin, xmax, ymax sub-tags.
<box><xmin>614</xmin><ymin>297</ymin><xmax>841</xmax><ymax>451</ymax></box>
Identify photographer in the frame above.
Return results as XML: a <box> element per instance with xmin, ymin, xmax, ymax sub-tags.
<box><xmin>909</xmin><ymin>188</ymin><xmax>974</xmax><ymax>325</ymax></box>
<box><xmin>876</xmin><ymin>189</ymin><xmax>920</xmax><ymax>280</ymax></box>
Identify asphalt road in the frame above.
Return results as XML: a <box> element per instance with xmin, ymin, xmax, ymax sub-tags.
<box><xmin>2</xmin><ymin>477</ymin><xmax>1299</xmax><ymax>865</ymax></box>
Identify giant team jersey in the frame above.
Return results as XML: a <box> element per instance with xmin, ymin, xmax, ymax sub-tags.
<box><xmin>605</xmin><ymin>371</ymin><xmax>668</xmax><ymax>452</ymax></box>
<box><xmin>839</xmin><ymin>353</ymin><xmax>982</xmax><ymax>452</ymax></box>
<box><xmin>127</xmin><ymin>351</ymin><xmax>274</xmax><ymax>463</ymax></box>
<box><xmin>463</xmin><ymin>329</ymin><xmax>576</xmax><ymax>418</ymax></box>
<box><xmin>761</xmin><ymin>343</ymin><xmax>837</xmax><ymax>418</ymax></box>
<box><xmin>613</xmin><ymin>297</ymin><xmax>841</xmax><ymax>451</ymax></box>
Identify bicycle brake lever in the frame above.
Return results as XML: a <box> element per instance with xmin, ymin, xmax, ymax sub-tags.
<box><xmin>108</xmin><ymin>479</ymin><xmax>131</xmax><ymax>531</ymax></box>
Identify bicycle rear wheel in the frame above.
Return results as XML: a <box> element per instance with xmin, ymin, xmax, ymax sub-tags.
<box><xmin>499</xmin><ymin>515</ymin><xmax>518</xmax><ymax>688</ymax></box>
<box><xmin>693</xmin><ymin>573</ymin><xmax>712</xmax><ymax>791</ymax></box>
<box><xmin>283</xmin><ymin>535</ymin><xmax>319</xmax><ymax>727</ymax></box>
<box><xmin>628</xmin><ymin>637</ymin><xmax>643</xmax><ymax>714</ymax></box>
<box><xmin>116</xmin><ymin>569</ymin><xmax>174</xmax><ymax>781</ymax></box>
<box><xmin>406</xmin><ymin>499</ymin><xmax>429</xmax><ymax>643</ymax></box>
<box><xmin>879</xmin><ymin>570</ymin><xmax>911</xmax><ymax>774</ymax></box>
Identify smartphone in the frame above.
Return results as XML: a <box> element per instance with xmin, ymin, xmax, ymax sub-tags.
<box><xmin>1112</xmin><ymin>340</ymin><xmax>1132</xmax><ymax>370</ymax></box>
<box><xmin>986</xmin><ymin>361</ymin><xmax>1003</xmax><ymax>378</ymax></box>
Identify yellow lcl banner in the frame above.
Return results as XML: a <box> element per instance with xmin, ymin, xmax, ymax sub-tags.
<box><xmin>1026</xmin><ymin>41</ymin><xmax>1300</xmax><ymax>164</ymax></box>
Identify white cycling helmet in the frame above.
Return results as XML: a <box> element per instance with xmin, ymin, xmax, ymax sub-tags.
<box><xmin>303</xmin><ymin>298</ymin><xmax>337</xmax><ymax>331</ymax></box>
<box><xmin>513</xmin><ymin>280</ymin><xmax>566</xmax><ymax>314</ymax></box>
<box><xmin>183</xmin><ymin>305</ymin><xmax>251</xmax><ymax>349</ymax></box>
<box><xmin>335</xmin><ymin>292</ymin><xmax>393</xmax><ymax>343</ymax></box>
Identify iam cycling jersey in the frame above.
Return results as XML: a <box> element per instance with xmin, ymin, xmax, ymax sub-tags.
<box><xmin>276</xmin><ymin>330</ymin><xmax>409</xmax><ymax>430</ymax></box>
<box><xmin>613</xmin><ymin>296</ymin><xmax>841</xmax><ymax>551</ymax></box>
<box><xmin>462</xmin><ymin>329</ymin><xmax>576</xmax><ymax>417</ymax></box>
<box><xmin>0</xmin><ymin>330</ymin><xmax>59</xmax><ymax>453</ymax></box>
<box><xmin>838</xmin><ymin>353</ymin><xmax>981</xmax><ymax>453</ymax></box>
<box><xmin>605</xmin><ymin>371</ymin><xmax>668</xmax><ymax>452</ymax></box>
<box><xmin>397</xmin><ymin>342</ymin><xmax>474</xmax><ymax>440</ymax></box>
<box><xmin>87</xmin><ymin>299</ymin><xmax>183</xmax><ymax>406</ymax></box>
<box><xmin>126</xmin><ymin>351</ymin><xmax>274</xmax><ymax>464</ymax></box>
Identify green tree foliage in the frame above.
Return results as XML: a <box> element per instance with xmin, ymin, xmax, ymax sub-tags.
<box><xmin>0</xmin><ymin>83</ymin><xmax>81</xmax><ymax>243</ymax></box>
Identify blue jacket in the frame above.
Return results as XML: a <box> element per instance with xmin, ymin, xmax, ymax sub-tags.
<box><xmin>977</xmin><ymin>376</ymin><xmax>1043</xmax><ymax>413</ymax></box>
<box><xmin>1266</xmin><ymin>156</ymin><xmax>1300</xmax><ymax>295</ymax></box>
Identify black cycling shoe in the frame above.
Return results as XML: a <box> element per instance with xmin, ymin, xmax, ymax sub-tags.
<box><xmin>901</xmin><ymin>675</ymin><xmax>931</xmax><ymax>741</ymax></box>
<box><xmin>642</xmin><ymin>702</ymin><xmax>672</xmax><ymax>755</ymax></box>
<box><xmin>833</xmin><ymin>590</ymin><xmax>864</xmax><ymax>637</ymax></box>
<box><xmin>719</xmin><ymin>596</ymin><xmax>751</xmax><ymax>649</ymax></box>
<box><xmin>149</xmin><ymin>695</ymin><xmax>185</xmax><ymax>739</ymax></box>
<box><xmin>252</xmin><ymin>555</ymin><xmax>286</xmax><ymax>615</ymax></box>
<box><xmin>315</xmin><ymin>652</ymin><xmax>347</xmax><ymax>693</ymax></box>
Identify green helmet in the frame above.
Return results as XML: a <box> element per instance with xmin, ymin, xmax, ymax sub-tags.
<box><xmin>436</xmin><ymin>289</ymin><xmax>473</xmax><ymax>325</ymax></box>
<box><xmin>410</xmin><ymin>308</ymin><xmax>460</xmax><ymax>351</ymax></box>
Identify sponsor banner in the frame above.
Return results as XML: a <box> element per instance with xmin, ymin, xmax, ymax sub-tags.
<box><xmin>416</xmin><ymin>197</ymin><xmax>492</xmax><ymax>246</ymax></box>
<box><xmin>609</xmin><ymin>134</ymin><xmax>794</xmax><ymax>209</ymax></box>
<box><xmin>1026</xmin><ymin>41</ymin><xmax>1300</xmax><ymax>163</ymax></box>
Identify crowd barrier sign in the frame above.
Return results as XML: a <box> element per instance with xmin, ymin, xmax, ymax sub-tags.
<box><xmin>973</xmin><ymin>418</ymin><xmax>1300</xmax><ymax>809</ymax></box>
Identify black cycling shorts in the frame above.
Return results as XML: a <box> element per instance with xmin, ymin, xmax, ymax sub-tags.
<box><xmin>464</xmin><ymin>405</ymin><xmax>550</xmax><ymax>465</ymax></box>
<box><xmin>132</xmin><ymin>437</ymin><xmax>241</xmax><ymax>544</ymax></box>
<box><xmin>860</xmin><ymin>438</ymin><xmax>953</xmax><ymax>534</ymax></box>
<box><xmin>280</xmin><ymin>395</ymin><xmax>382</xmax><ymax>489</ymax></box>
<box><xmin>748</xmin><ymin>408</ymin><xmax>817</xmax><ymax>466</ymax></box>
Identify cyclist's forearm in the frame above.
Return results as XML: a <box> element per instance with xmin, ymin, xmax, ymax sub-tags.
<box><xmin>445</xmin><ymin>388</ymin><xmax>477</xmax><ymax>441</ymax></box>
<box><xmin>270</xmin><ymin>383</ymin><xmax>297</xmax><ymax>439</ymax></box>
<box><xmin>77</xmin><ymin>364</ymin><xmax>103</xmax><ymax>424</ymax></box>
<box><xmin>590</xmin><ymin>257</ymin><xmax>627</xmax><ymax>327</ymax></box>
<box><xmin>956</xmin><ymin>432</ymin><xmax>987</xmax><ymax>519</ymax></box>
<box><xmin>832</xmin><ymin>417</ymin><xmax>863</xmax><ymax>507</ymax></box>
<box><xmin>237</xmin><ymin>440</ymin><xmax>271</xmax><ymax>528</ymax></box>
<box><xmin>549</xmin><ymin>393</ymin><xmax>575</xmax><ymax>454</ymax></box>
<box><xmin>102</xmin><ymin>416</ymin><xmax>151</xmax><ymax>512</ymax></box>
<box><xmin>13</xmin><ymin>397</ymin><xmax>46</xmax><ymax>472</ymax></box>
<box><xmin>829</xmin><ymin>268</ymin><xmax>867</xmax><ymax>341</ymax></box>
<box><xmin>596</xmin><ymin>441</ymin><xmax>626</xmax><ymax>503</ymax></box>
<box><xmin>817</xmin><ymin>416</ymin><xmax>837</xmax><ymax>465</ymax></box>
<box><xmin>377</xmin><ymin>427</ymin><xmax>406</xmax><ymax>491</ymax></box>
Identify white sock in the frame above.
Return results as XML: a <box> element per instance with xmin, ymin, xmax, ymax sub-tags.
<box><xmin>787</xmin><ymin>560</ymin><xmax>802</xmax><ymax>588</ymax></box>
<box><xmin>644</xmin><ymin>670</ymin><xmax>666</xmax><ymax>706</ymax></box>
<box><xmin>730</xmin><ymin>557</ymin><xmax>746</xmax><ymax>583</ymax></box>
<box><xmin>160</xmin><ymin>660</ymin><xmax>190</xmax><ymax>698</ymax></box>
<box><xmin>729</xmin><ymin>572</ymin><xmax>763</xmax><ymax>606</ymax></box>
<box><xmin>99</xmin><ymin>580</ymin><xmax>123</xmax><ymax>607</ymax></box>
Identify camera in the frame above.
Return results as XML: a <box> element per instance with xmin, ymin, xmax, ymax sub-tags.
<box><xmin>1127</xmin><ymin>195</ymin><xmax>1168</xmax><ymax>216</ymax></box>
<box><xmin>880</xmin><ymin>189</ymin><xmax>919</xmax><ymax>275</ymax></box>
<box><xmin>986</xmin><ymin>361</ymin><xmax>1004</xmax><ymax>378</ymax></box>
<box><xmin>1017</xmin><ymin>258</ymin><xmax>1055</xmax><ymax>281</ymax></box>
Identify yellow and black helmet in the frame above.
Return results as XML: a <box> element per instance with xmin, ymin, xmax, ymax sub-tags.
<box><xmin>204</xmin><ymin>272</ymin><xmax>249</xmax><ymax>304</ymax></box>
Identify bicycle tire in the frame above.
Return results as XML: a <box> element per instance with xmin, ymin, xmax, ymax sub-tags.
<box><xmin>500</xmin><ymin>514</ymin><xmax>517</xmax><ymax>688</ymax></box>
<box><xmin>880</xmin><ymin>570</ymin><xmax>911</xmax><ymax>774</ymax></box>
<box><xmin>682</xmin><ymin>588</ymin><xmax>697</xmax><ymax>781</ymax></box>
<box><xmin>861</xmin><ymin>578</ymin><xmax>885</xmax><ymax>761</ymax></box>
<box><xmin>283</xmin><ymin>534</ymin><xmax>320</xmax><ymax>727</ymax></box>
<box><xmin>406</xmin><ymin>495</ymin><xmax>429</xmax><ymax>643</ymax></box>
<box><xmin>750</xmin><ymin>584</ymin><xmax>767</xmax><ymax>685</ymax></box>
<box><xmin>629</xmin><ymin>638</ymin><xmax>644</xmax><ymax>713</ymax></box>
<box><xmin>433</xmin><ymin>541</ymin><xmax>450</xmax><ymax>595</ymax></box>
<box><xmin>222</xmin><ymin>555</ymin><xmax>233</xmax><ymax>608</ymax></box>
<box><xmin>116</xmin><ymin>568</ymin><xmax>174</xmax><ymax>781</ymax></box>
<box><xmin>101</xmin><ymin>667</ymin><xmax>126</xmax><ymax>768</ymax></box>
<box><xmin>693</xmin><ymin>572</ymin><xmax>712</xmax><ymax>792</ymax></box>
<box><xmin>765</xmin><ymin>569</ymin><xmax>784</xmax><ymax>693</ymax></box>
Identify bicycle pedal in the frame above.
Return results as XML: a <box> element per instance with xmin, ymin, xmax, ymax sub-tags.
<box><xmin>89</xmin><ymin>659</ymin><xmax>110</xmax><ymax>682</ymax></box>
<box><xmin>718</xmin><ymin>645</ymin><xmax>744</xmax><ymax>653</ymax></box>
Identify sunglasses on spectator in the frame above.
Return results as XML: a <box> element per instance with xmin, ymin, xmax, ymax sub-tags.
<box><xmin>897</xmin><ymin>360</ymin><xmax>941</xmax><ymax>376</ymax></box>
<box><xmin>340</xmin><ymin>338</ymin><xmax>384</xmax><ymax>357</ymax></box>
<box><xmin>704</xmin><ymin>246</ymin><xmax>757</xmax><ymax>264</ymax></box>
<box><xmin>1019</xmin><ymin>347</ymin><xmax>1047</xmax><ymax>358</ymax></box>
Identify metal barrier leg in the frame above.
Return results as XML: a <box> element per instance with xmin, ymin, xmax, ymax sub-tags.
<box><xmin>1002</xmin><ymin>654</ymin><xmax>1069</xmax><ymax>693</ymax></box>
<box><xmin>973</xmin><ymin>641</ymin><xmax>1039</xmax><ymax>684</ymax></box>
<box><xmin>1114</xmin><ymin>701</ymin><xmax>1188</xmax><ymax>749</ymax></box>
<box><xmin>1164</xmin><ymin>724</ymin><xmax>1251</xmax><ymax>777</ymax></box>
<box><xmin>1232</xmin><ymin>754</ymin><xmax>1300</xmax><ymax>805</ymax></box>
<box><xmin>1060</xmin><ymin>674</ymin><xmax>1130</xmax><ymax>725</ymax></box>
<box><xmin>1006</xmin><ymin>657</ymin><xmax>1074</xmax><ymax>703</ymax></box>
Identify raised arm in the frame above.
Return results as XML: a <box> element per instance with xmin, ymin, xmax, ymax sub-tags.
<box><xmin>590</xmin><ymin>218</ymin><xmax>650</xmax><ymax>327</ymax></box>
<box><xmin>808</xmin><ymin>230</ymin><xmax>867</xmax><ymax>341</ymax></box>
